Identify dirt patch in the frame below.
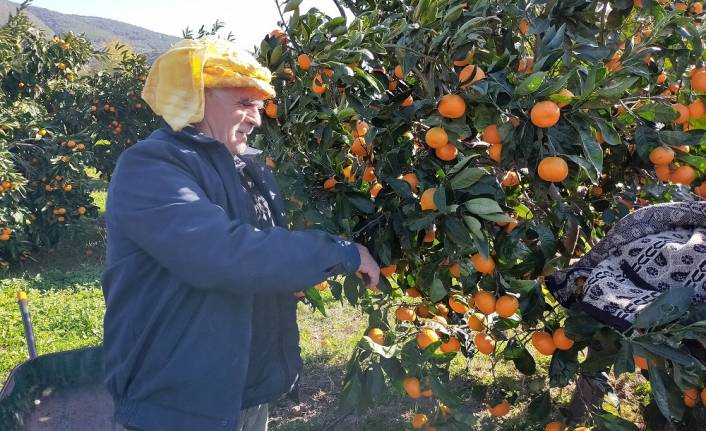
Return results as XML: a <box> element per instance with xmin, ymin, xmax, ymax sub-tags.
<box><xmin>22</xmin><ymin>384</ymin><xmax>117</xmax><ymax>431</ymax></box>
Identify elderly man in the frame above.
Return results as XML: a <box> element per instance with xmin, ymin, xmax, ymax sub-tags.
<box><xmin>101</xmin><ymin>37</ymin><xmax>380</xmax><ymax>431</ymax></box>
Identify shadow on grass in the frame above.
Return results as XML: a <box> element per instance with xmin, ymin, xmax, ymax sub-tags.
<box><xmin>6</xmin><ymin>218</ymin><xmax>106</xmax><ymax>291</ymax></box>
<box><xmin>269</xmin><ymin>352</ymin><xmax>410</xmax><ymax>431</ymax></box>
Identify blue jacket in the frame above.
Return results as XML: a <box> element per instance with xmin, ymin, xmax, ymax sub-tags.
<box><xmin>101</xmin><ymin>126</ymin><xmax>360</xmax><ymax>431</ymax></box>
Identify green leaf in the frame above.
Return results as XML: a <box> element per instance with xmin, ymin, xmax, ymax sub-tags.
<box><xmin>343</xmin><ymin>274</ymin><xmax>360</xmax><ymax>306</ymax></box>
<box><xmin>444</xmin><ymin>217</ymin><xmax>473</xmax><ymax>247</ymax></box>
<box><xmin>476</xmin><ymin>212</ymin><xmax>514</xmax><ymax>223</ymax></box>
<box><xmin>433</xmin><ymin>187</ymin><xmax>447</xmax><ymax>211</ymax></box>
<box><xmin>284</xmin><ymin>0</ymin><xmax>303</xmax><ymax>12</ymax></box>
<box><xmin>447</xmin><ymin>155</ymin><xmax>475</xmax><ymax>176</ymax></box>
<box><xmin>514</xmin><ymin>203</ymin><xmax>533</xmax><ymax>219</ymax></box>
<box><xmin>536</xmin><ymin>69</ymin><xmax>575</xmax><ymax>98</ymax></box>
<box><xmin>571</xmin><ymin>119</ymin><xmax>603</xmax><ymax>180</ymax></box>
<box><xmin>636</xmin><ymin>103</ymin><xmax>678</xmax><ymax>123</ymax></box>
<box><xmin>354</xmin><ymin>68</ymin><xmax>384</xmax><ymax>94</ymax></box>
<box><xmin>613</xmin><ymin>341</ymin><xmax>634</xmax><ymax>378</ymax></box>
<box><xmin>565</xmin><ymin>154</ymin><xmax>597</xmax><ymax>183</ymax></box>
<box><xmin>464</xmin><ymin>198</ymin><xmax>503</xmax><ymax>215</ymax></box>
<box><xmin>444</xmin><ymin>4</ymin><xmax>465</xmax><ymax>23</ymax></box>
<box><xmin>339</xmin><ymin>371</ymin><xmax>363</xmax><ymax>413</ymax></box>
<box><xmin>648</xmin><ymin>366</ymin><xmax>685</xmax><ymax>421</ymax></box>
<box><xmin>269</xmin><ymin>44</ymin><xmax>283</xmax><ymax>67</ymax></box>
<box><xmin>346</xmin><ymin>193</ymin><xmax>374</xmax><ymax>214</ymax></box>
<box><xmin>633</xmin><ymin>337</ymin><xmax>704</xmax><ymax>368</ymax></box>
<box><xmin>365</xmin><ymin>364</ymin><xmax>387</xmax><ymax>402</ymax></box>
<box><xmin>508</xmin><ymin>279</ymin><xmax>539</xmax><ymax>295</ymax></box>
<box><xmin>520</xmin><ymin>284</ymin><xmax>546</xmax><ymax>324</ymax></box>
<box><xmin>591</xmin><ymin>117</ymin><xmax>621</xmax><ymax>146</ymax></box>
<box><xmin>527</xmin><ymin>391</ymin><xmax>551</xmax><ymax>421</ymax></box>
<box><xmin>304</xmin><ymin>286</ymin><xmax>327</xmax><ymax>316</ymax></box>
<box><xmin>420</xmin><ymin>0</ymin><xmax>439</xmax><ymax>26</ymax></box>
<box><xmin>404</xmin><ymin>213</ymin><xmax>436</xmax><ymax>231</ymax></box>
<box><xmin>534</xmin><ymin>224</ymin><xmax>558</xmax><ymax>258</ymax></box>
<box><xmin>502</xmin><ymin>339</ymin><xmax>525</xmax><ymax>359</ymax></box>
<box><xmin>581</xmin><ymin>65</ymin><xmax>607</xmax><ymax>97</ymax></box>
<box><xmin>513</xmin><ymin>348</ymin><xmax>537</xmax><ymax>375</ymax></box>
<box><xmin>449</xmin><ymin>167</ymin><xmax>486</xmax><ymax>189</ymax></box>
<box><xmin>659</xmin><ymin>130</ymin><xmax>704</xmax><ymax>148</ymax></box>
<box><xmin>429</xmin><ymin>375</ymin><xmax>461</xmax><ymax>407</ymax></box>
<box><xmin>597</xmin><ymin>413</ymin><xmax>640</xmax><ymax>431</ymax></box>
<box><xmin>596</xmin><ymin>77</ymin><xmax>639</xmax><ymax>98</ymax></box>
<box><xmin>359</xmin><ymin>336</ymin><xmax>400</xmax><ymax>359</ymax></box>
<box><xmin>549</xmin><ymin>349</ymin><xmax>579</xmax><ymax>387</ymax></box>
<box><xmin>632</xmin><ymin>287</ymin><xmax>694</xmax><ymax>329</ymax></box>
<box><xmin>679</xmin><ymin>153</ymin><xmax>706</xmax><ymax>172</ymax></box>
<box><xmin>380</xmin><ymin>358</ymin><xmax>405</xmax><ymax>382</ymax></box>
<box><xmin>515</xmin><ymin>72</ymin><xmax>548</xmax><ymax>96</ymax></box>
<box><xmin>565</xmin><ymin>311</ymin><xmax>605</xmax><ymax>341</ymax></box>
<box><xmin>429</xmin><ymin>277</ymin><xmax>446</xmax><ymax>302</ymax></box>
<box><xmin>463</xmin><ymin>215</ymin><xmax>483</xmax><ymax>237</ymax></box>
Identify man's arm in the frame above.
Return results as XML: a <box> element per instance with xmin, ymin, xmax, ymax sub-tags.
<box><xmin>106</xmin><ymin>143</ymin><xmax>361</xmax><ymax>294</ymax></box>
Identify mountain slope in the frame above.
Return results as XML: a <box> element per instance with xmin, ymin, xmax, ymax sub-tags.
<box><xmin>0</xmin><ymin>0</ymin><xmax>179</xmax><ymax>58</ymax></box>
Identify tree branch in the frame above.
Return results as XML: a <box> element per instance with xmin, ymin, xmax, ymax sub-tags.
<box><xmin>331</xmin><ymin>0</ymin><xmax>346</xmax><ymax>18</ymax></box>
<box><xmin>274</xmin><ymin>0</ymin><xmax>303</xmax><ymax>52</ymax></box>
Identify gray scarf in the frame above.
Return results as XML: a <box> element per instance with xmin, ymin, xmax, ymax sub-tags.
<box><xmin>546</xmin><ymin>201</ymin><xmax>706</xmax><ymax>330</ymax></box>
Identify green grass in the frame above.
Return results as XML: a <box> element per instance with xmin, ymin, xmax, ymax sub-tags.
<box><xmin>0</xmin><ymin>267</ymin><xmax>105</xmax><ymax>384</ymax></box>
<box><xmin>90</xmin><ymin>190</ymin><xmax>107</xmax><ymax>215</ymax></box>
<box><xmin>85</xmin><ymin>166</ymin><xmax>108</xmax><ymax>215</ymax></box>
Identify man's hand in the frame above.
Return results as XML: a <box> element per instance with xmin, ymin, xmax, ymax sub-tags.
<box><xmin>355</xmin><ymin>243</ymin><xmax>380</xmax><ymax>290</ymax></box>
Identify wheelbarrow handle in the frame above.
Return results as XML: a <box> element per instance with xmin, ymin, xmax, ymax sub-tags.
<box><xmin>16</xmin><ymin>291</ymin><xmax>38</xmax><ymax>359</ymax></box>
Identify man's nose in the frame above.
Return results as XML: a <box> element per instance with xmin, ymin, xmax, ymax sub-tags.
<box><xmin>251</xmin><ymin>106</ymin><xmax>262</xmax><ymax>127</ymax></box>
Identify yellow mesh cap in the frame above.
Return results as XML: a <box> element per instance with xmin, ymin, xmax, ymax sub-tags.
<box><xmin>141</xmin><ymin>37</ymin><xmax>275</xmax><ymax>131</ymax></box>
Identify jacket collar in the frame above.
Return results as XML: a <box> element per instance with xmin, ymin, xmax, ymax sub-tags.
<box><xmin>159</xmin><ymin>121</ymin><xmax>263</xmax><ymax>156</ymax></box>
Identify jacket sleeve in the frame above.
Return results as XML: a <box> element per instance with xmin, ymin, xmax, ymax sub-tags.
<box><xmin>105</xmin><ymin>143</ymin><xmax>361</xmax><ymax>294</ymax></box>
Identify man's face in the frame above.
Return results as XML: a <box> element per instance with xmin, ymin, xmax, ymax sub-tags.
<box><xmin>201</xmin><ymin>86</ymin><xmax>265</xmax><ymax>150</ymax></box>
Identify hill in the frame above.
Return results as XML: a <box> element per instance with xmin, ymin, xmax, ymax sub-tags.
<box><xmin>0</xmin><ymin>0</ymin><xmax>179</xmax><ymax>60</ymax></box>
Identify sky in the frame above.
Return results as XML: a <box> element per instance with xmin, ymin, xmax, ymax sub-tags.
<box><xmin>28</xmin><ymin>0</ymin><xmax>351</xmax><ymax>51</ymax></box>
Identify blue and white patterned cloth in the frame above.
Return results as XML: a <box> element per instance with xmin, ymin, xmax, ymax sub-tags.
<box><xmin>546</xmin><ymin>201</ymin><xmax>706</xmax><ymax>330</ymax></box>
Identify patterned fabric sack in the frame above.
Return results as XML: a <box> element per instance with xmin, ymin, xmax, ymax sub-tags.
<box><xmin>546</xmin><ymin>201</ymin><xmax>706</xmax><ymax>330</ymax></box>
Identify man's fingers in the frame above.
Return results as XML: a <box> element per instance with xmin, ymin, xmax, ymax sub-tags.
<box><xmin>369</xmin><ymin>273</ymin><xmax>380</xmax><ymax>290</ymax></box>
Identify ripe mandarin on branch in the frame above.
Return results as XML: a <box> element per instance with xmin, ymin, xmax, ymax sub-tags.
<box><xmin>367</xmin><ymin>328</ymin><xmax>385</xmax><ymax>345</ymax></box>
<box><xmin>438</xmin><ymin>94</ymin><xmax>466</xmax><ymax>119</ymax></box>
<box><xmin>538</xmin><ymin>157</ymin><xmax>569</xmax><ymax>182</ymax></box>
<box><xmin>474</xmin><ymin>332</ymin><xmax>495</xmax><ymax>354</ymax></box>
<box><xmin>496</xmin><ymin>295</ymin><xmax>519</xmax><ymax>318</ymax></box>
<box><xmin>488</xmin><ymin>400</ymin><xmax>510</xmax><ymax>417</ymax></box>
<box><xmin>532</xmin><ymin>331</ymin><xmax>557</xmax><ymax>356</ymax></box>
<box><xmin>458</xmin><ymin>65</ymin><xmax>485</xmax><ymax>88</ymax></box>
<box><xmin>420</xmin><ymin>188</ymin><xmax>437</xmax><ymax>210</ymax></box>
<box><xmin>471</xmin><ymin>253</ymin><xmax>495</xmax><ymax>274</ymax></box>
<box><xmin>531</xmin><ymin>101</ymin><xmax>561</xmax><ymax>128</ymax></box>
<box><xmin>482</xmin><ymin>124</ymin><xmax>502</xmax><ymax>146</ymax></box>
<box><xmin>403</xmin><ymin>376</ymin><xmax>422</xmax><ymax>399</ymax></box>
<box><xmin>417</xmin><ymin>328</ymin><xmax>440</xmax><ymax>350</ymax></box>
<box><xmin>474</xmin><ymin>291</ymin><xmax>496</xmax><ymax>315</ymax></box>
<box><xmin>552</xmin><ymin>328</ymin><xmax>575</xmax><ymax>350</ymax></box>
<box><xmin>649</xmin><ymin>147</ymin><xmax>674</xmax><ymax>165</ymax></box>
<box><xmin>425</xmin><ymin>127</ymin><xmax>448</xmax><ymax>148</ymax></box>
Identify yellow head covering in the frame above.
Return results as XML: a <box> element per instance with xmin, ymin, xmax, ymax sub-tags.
<box><xmin>141</xmin><ymin>37</ymin><xmax>276</xmax><ymax>131</ymax></box>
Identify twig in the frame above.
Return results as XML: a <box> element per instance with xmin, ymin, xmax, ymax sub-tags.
<box><xmin>337</xmin><ymin>0</ymin><xmax>361</xmax><ymax>15</ymax></box>
<box><xmin>351</xmin><ymin>213</ymin><xmax>385</xmax><ymax>237</ymax></box>
<box><xmin>331</xmin><ymin>0</ymin><xmax>346</xmax><ymax>18</ymax></box>
<box><xmin>274</xmin><ymin>0</ymin><xmax>304</xmax><ymax>53</ymax></box>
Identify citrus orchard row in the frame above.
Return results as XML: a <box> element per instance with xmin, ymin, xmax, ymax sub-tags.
<box><xmin>254</xmin><ymin>0</ymin><xmax>706</xmax><ymax>429</ymax></box>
